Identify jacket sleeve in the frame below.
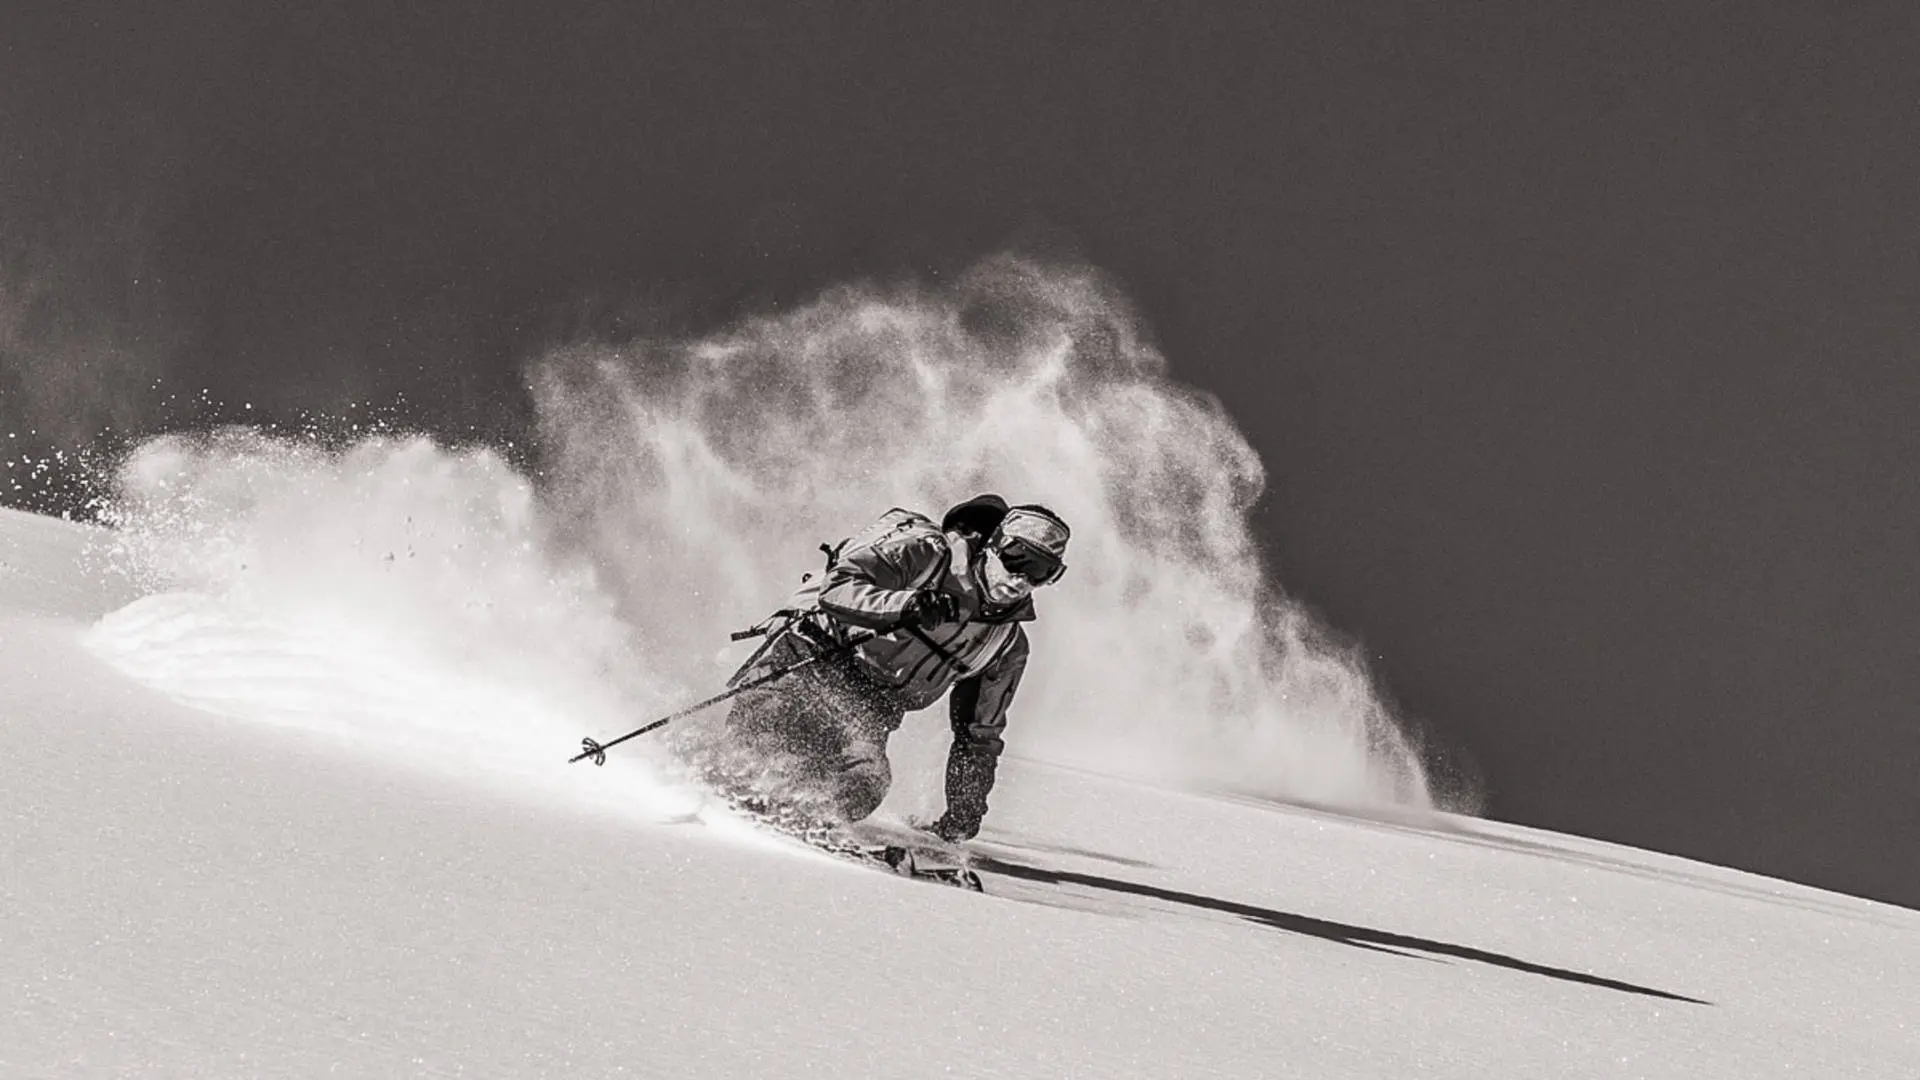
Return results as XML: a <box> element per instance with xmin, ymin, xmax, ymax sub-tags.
<box><xmin>942</xmin><ymin>625</ymin><xmax>1029</xmax><ymax>829</ymax></box>
<box><xmin>948</xmin><ymin>625</ymin><xmax>1029</xmax><ymax>753</ymax></box>
<box><xmin>816</xmin><ymin>530</ymin><xmax>950</xmax><ymax>629</ymax></box>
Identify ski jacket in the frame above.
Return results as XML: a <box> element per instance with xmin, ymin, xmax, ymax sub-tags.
<box><xmin>783</xmin><ymin>508</ymin><xmax>1034</xmax><ymax>720</ymax></box>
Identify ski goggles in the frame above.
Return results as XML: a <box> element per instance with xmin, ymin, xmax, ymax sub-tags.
<box><xmin>994</xmin><ymin>509</ymin><xmax>1069</xmax><ymax>586</ymax></box>
<box><xmin>996</xmin><ymin>537</ymin><xmax>1065</xmax><ymax>586</ymax></box>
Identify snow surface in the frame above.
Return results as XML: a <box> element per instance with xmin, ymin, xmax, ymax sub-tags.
<box><xmin>4</xmin><ymin>505</ymin><xmax>1916</xmax><ymax>1079</ymax></box>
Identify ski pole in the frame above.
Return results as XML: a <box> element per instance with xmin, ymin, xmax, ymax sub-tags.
<box><xmin>901</xmin><ymin>624</ymin><xmax>961</xmax><ymax>667</ymax></box>
<box><xmin>570</xmin><ymin>628</ymin><xmax>882</xmax><ymax>765</ymax></box>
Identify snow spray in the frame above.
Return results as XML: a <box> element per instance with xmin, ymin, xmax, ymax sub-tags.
<box><xmin>82</xmin><ymin>429</ymin><xmax>696</xmax><ymax>821</ymax></box>
<box><xmin>86</xmin><ymin>255</ymin><xmax>1441</xmax><ymax>814</ymax></box>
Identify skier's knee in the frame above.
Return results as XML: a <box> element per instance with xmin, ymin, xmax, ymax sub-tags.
<box><xmin>834</xmin><ymin>745</ymin><xmax>892</xmax><ymax>822</ymax></box>
<box><xmin>835</xmin><ymin>775</ymin><xmax>887</xmax><ymax>823</ymax></box>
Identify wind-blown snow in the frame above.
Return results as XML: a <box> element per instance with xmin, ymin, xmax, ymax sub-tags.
<box><xmin>5</xmin><ymin>506</ymin><xmax>1916</xmax><ymax>1078</ymax></box>
<box><xmin>72</xmin><ymin>262</ymin><xmax>1449</xmax><ymax>825</ymax></box>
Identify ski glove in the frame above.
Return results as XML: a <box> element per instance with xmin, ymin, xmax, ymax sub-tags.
<box><xmin>900</xmin><ymin>588</ymin><xmax>961</xmax><ymax>628</ymax></box>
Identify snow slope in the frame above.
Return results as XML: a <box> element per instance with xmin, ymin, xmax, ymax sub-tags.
<box><xmin>4</xmin><ymin>505</ymin><xmax>1916</xmax><ymax>1079</ymax></box>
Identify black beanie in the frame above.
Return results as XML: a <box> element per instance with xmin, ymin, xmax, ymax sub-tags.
<box><xmin>940</xmin><ymin>493</ymin><xmax>1009</xmax><ymax>536</ymax></box>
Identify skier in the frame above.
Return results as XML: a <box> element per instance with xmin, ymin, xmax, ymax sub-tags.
<box><xmin>717</xmin><ymin>494</ymin><xmax>1069</xmax><ymax>842</ymax></box>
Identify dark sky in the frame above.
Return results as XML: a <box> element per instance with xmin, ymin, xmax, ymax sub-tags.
<box><xmin>5</xmin><ymin>2</ymin><xmax>1918</xmax><ymax>907</ymax></box>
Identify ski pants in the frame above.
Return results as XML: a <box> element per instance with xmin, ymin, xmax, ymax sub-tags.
<box><xmin>723</xmin><ymin>639</ymin><xmax>906</xmax><ymax>824</ymax></box>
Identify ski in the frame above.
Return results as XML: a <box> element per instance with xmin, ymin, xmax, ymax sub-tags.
<box><xmin>712</xmin><ymin>794</ymin><xmax>984</xmax><ymax>891</ymax></box>
<box><xmin>832</xmin><ymin>819</ymin><xmax>984</xmax><ymax>892</ymax></box>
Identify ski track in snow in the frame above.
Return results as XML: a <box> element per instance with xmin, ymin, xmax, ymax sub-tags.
<box><xmin>6</xmin><ymin>507</ymin><xmax>1919</xmax><ymax>1079</ymax></box>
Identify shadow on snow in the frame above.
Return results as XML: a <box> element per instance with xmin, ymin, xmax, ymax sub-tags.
<box><xmin>974</xmin><ymin>855</ymin><xmax>1710</xmax><ymax>1006</ymax></box>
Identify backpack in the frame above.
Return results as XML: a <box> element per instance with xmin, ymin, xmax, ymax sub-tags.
<box><xmin>727</xmin><ymin>508</ymin><xmax>951</xmax><ymax>674</ymax></box>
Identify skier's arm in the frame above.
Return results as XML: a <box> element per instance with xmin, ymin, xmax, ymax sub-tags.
<box><xmin>950</xmin><ymin>626</ymin><xmax>1028</xmax><ymax>751</ymax></box>
<box><xmin>816</xmin><ymin>531</ymin><xmax>949</xmax><ymax>629</ymax></box>
<box><xmin>943</xmin><ymin>626</ymin><xmax>1029</xmax><ymax>833</ymax></box>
